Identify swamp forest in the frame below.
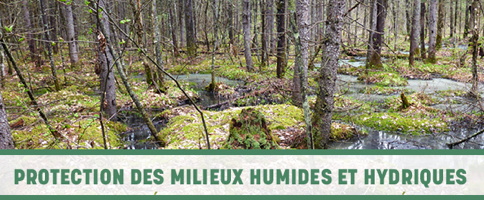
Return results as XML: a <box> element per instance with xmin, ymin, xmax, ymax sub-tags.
<box><xmin>0</xmin><ymin>0</ymin><xmax>483</xmax><ymax>150</ymax></box>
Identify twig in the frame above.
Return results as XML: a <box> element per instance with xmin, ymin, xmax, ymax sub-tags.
<box><xmin>446</xmin><ymin>129</ymin><xmax>484</xmax><ymax>148</ymax></box>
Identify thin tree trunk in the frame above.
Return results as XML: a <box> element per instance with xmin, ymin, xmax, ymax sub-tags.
<box><xmin>210</xmin><ymin>0</ymin><xmax>219</xmax><ymax>90</ymax></box>
<box><xmin>420</xmin><ymin>2</ymin><xmax>427</xmax><ymax>59</ymax></box>
<box><xmin>22</xmin><ymin>0</ymin><xmax>40</xmax><ymax>68</ymax></box>
<box><xmin>427</xmin><ymin>0</ymin><xmax>438</xmax><ymax>63</ymax></box>
<box><xmin>39</xmin><ymin>0</ymin><xmax>61</xmax><ymax>91</ymax></box>
<box><xmin>366</xmin><ymin>0</ymin><xmax>387</xmax><ymax>69</ymax></box>
<box><xmin>464</xmin><ymin>0</ymin><xmax>471</xmax><ymax>38</ymax></box>
<box><xmin>450</xmin><ymin>0</ymin><xmax>455</xmax><ymax>38</ymax></box>
<box><xmin>436</xmin><ymin>0</ymin><xmax>444</xmax><ymax>50</ymax></box>
<box><xmin>267</xmin><ymin>0</ymin><xmax>275</xmax><ymax>54</ymax></box>
<box><xmin>185</xmin><ymin>0</ymin><xmax>197</xmax><ymax>56</ymax></box>
<box><xmin>178</xmin><ymin>0</ymin><xmax>185</xmax><ymax>46</ymax></box>
<box><xmin>0</xmin><ymin>45</ymin><xmax>5</xmax><ymax>85</ymax></box>
<box><xmin>276</xmin><ymin>0</ymin><xmax>287</xmax><ymax>78</ymax></box>
<box><xmin>406</xmin><ymin>0</ymin><xmax>412</xmax><ymax>35</ymax></box>
<box><xmin>409</xmin><ymin>0</ymin><xmax>421</xmax><ymax>66</ymax></box>
<box><xmin>0</xmin><ymin>93</ymin><xmax>14</xmax><ymax>149</ymax></box>
<box><xmin>470</xmin><ymin>0</ymin><xmax>480</xmax><ymax>97</ymax></box>
<box><xmin>261</xmin><ymin>0</ymin><xmax>269</xmax><ymax>69</ymax></box>
<box><xmin>242</xmin><ymin>0</ymin><xmax>254</xmax><ymax>72</ymax></box>
<box><xmin>169</xmin><ymin>5</ymin><xmax>180</xmax><ymax>57</ymax></box>
<box><xmin>296</xmin><ymin>0</ymin><xmax>313</xmax><ymax>149</ymax></box>
<box><xmin>153</xmin><ymin>0</ymin><xmax>165</xmax><ymax>92</ymax></box>
<box><xmin>227</xmin><ymin>2</ymin><xmax>235</xmax><ymax>46</ymax></box>
<box><xmin>61</xmin><ymin>1</ymin><xmax>79</xmax><ymax>67</ymax></box>
<box><xmin>312</xmin><ymin>0</ymin><xmax>345</xmax><ymax>149</ymax></box>
<box><xmin>96</xmin><ymin>0</ymin><xmax>117</xmax><ymax>120</ymax></box>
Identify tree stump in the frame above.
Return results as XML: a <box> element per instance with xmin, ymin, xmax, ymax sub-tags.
<box><xmin>225</xmin><ymin>108</ymin><xmax>278</xmax><ymax>149</ymax></box>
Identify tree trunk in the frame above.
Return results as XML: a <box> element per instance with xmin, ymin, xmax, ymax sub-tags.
<box><xmin>169</xmin><ymin>4</ymin><xmax>180</xmax><ymax>57</ymax></box>
<box><xmin>96</xmin><ymin>0</ymin><xmax>117</xmax><ymax>120</ymax></box>
<box><xmin>464</xmin><ymin>0</ymin><xmax>471</xmax><ymax>38</ymax></box>
<box><xmin>266</xmin><ymin>0</ymin><xmax>275</xmax><ymax>54</ymax></box>
<box><xmin>185</xmin><ymin>0</ymin><xmax>197</xmax><ymax>56</ymax></box>
<box><xmin>22</xmin><ymin>0</ymin><xmax>41</xmax><ymax>68</ymax></box>
<box><xmin>178</xmin><ymin>0</ymin><xmax>185</xmax><ymax>46</ymax></box>
<box><xmin>61</xmin><ymin>1</ymin><xmax>79</xmax><ymax>67</ymax></box>
<box><xmin>276</xmin><ymin>0</ymin><xmax>287</xmax><ymax>78</ymax></box>
<box><xmin>0</xmin><ymin>93</ymin><xmax>14</xmax><ymax>149</ymax></box>
<box><xmin>470</xmin><ymin>0</ymin><xmax>480</xmax><ymax>97</ymax></box>
<box><xmin>210</xmin><ymin>0</ymin><xmax>220</xmax><ymax>90</ymax></box>
<box><xmin>436</xmin><ymin>0</ymin><xmax>444</xmax><ymax>50</ymax></box>
<box><xmin>366</xmin><ymin>0</ymin><xmax>387</xmax><ymax>69</ymax></box>
<box><xmin>227</xmin><ymin>2</ymin><xmax>235</xmax><ymax>46</ymax></box>
<box><xmin>420</xmin><ymin>2</ymin><xmax>427</xmax><ymax>59</ymax></box>
<box><xmin>427</xmin><ymin>0</ymin><xmax>438</xmax><ymax>63</ymax></box>
<box><xmin>261</xmin><ymin>0</ymin><xmax>269</xmax><ymax>68</ymax></box>
<box><xmin>242</xmin><ymin>0</ymin><xmax>254</xmax><ymax>72</ymax></box>
<box><xmin>0</xmin><ymin>45</ymin><xmax>5</xmax><ymax>85</ymax></box>
<box><xmin>405</xmin><ymin>0</ymin><xmax>412</xmax><ymax>35</ymax></box>
<box><xmin>295</xmin><ymin>0</ymin><xmax>313</xmax><ymax>149</ymax></box>
<box><xmin>152</xmin><ymin>0</ymin><xmax>165</xmax><ymax>92</ymax></box>
<box><xmin>39</xmin><ymin>0</ymin><xmax>61</xmax><ymax>91</ymax></box>
<box><xmin>410</xmin><ymin>0</ymin><xmax>421</xmax><ymax>66</ymax></box>
<box><xmin>312</xmin><ymin>0</ymin><xmax>345</xmax><ymax>149</ymax></box>
<box><xmin>450</xmin><ymin>0</ymin><xmax>455</xmax><ymax>38</ymax></box>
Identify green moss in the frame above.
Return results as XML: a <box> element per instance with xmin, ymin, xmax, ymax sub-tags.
<box><xmin>385</xmin><ymin>92</ymin><xmax>439</xmax><ymax>111</ymax></box>
<box><xmin>159</xmin><ymin>104</ymin><xmax>361</xmax><ymax>149</ymax></box>
<box><xmin>12</xmin><ymin>118</ymin><xmax>126</xmax><ymax>149</ymax></box>
<box><xmin>358</xmin><ymin>71</ymin><xmax>408</xmax><ymax>87</ymax></box>
<box><xmin>331</xmin><ymin>123</ymin><xmax>361</xmax><ymax>141</ymax></box>
<box><xmin>353</xmin><ymin>112</ymin><xmax>448</xmax><ymax>135</ymax></box>
<box><xmin>435</xmin><ymin>89</ymin><xmax>467</xmax><ymax>98</ymax></box>
<box><xmin>361</xmin><ymin>86</ymin><xmax>414</xmax><ymax>95</ymax></box>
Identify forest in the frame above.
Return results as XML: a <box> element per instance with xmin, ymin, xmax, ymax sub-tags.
<box><xmin>0</xmin><ymin>0</ymin><xmax>482</xmax><ymax>150</ymax></box>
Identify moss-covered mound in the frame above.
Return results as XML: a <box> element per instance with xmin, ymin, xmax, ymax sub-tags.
<box><xmin>159</xmin><ymin>104</ymin><xmax>361</xmax><ymax>149</ymax></box>
<box><xmin>224</xmin><ymin>108</ymin><xmax>278</xmax><ymax>149</ymax></box>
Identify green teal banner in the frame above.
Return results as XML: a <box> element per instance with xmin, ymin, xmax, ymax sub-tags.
<box><xmin>0</xmin><ymin>150</ymin><xmax>483</xmax><ymax>196</ymax></box>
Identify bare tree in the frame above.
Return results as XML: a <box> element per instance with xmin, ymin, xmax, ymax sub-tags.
<box><xmin>409</xmin><ymin>0</ymin><xmax>421</xmax><ymax>66</ymax></box>
<box><xmin>242</xmin><ymin>0</ymin><xmax>254</xmax><ymax>72</ymax></box>
<box><xmin>312</xmin><ymin>0</ymin><xmax>345</xmax><ymax>149</ymax></box>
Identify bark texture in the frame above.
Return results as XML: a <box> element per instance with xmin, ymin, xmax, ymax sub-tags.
<box><xmin>409</xmin><ymin>0</ymin><xmax>421</xmax><ymax>66</ymax></box>
<box><xmin>366</xmin><ymin>0</ymin><xmax>387</xmax><ymax>69</ymax></box>
<box><xmin>276</xmin><ymin>0</ymin><xmax>287</xmax><ymax>78</ymax></box>
<box><xmin>312</xmin><ymin>0</ymin><xmax>345</xmax><ymax>149</ymax></box>
<box><xmin>0</xmin><ymin>93</ymin><xmax>14</xmax><ymax>149</ymax></box>
<box><xmin>61</xmin><ymin>1</ymin><xmax>79</xmax><ymax>66</ymax></box>
<box><xmin>242</xmin><ymin>0</ymin><xmax>254</xmax><ymax>72</ymax></box>
<box><xmin>97</xmin><ymin>0</ymin><xmax>117</xmax><ymax>120</ymax></box>
<box><xmin>427</xmin><ymin>0</ymin><xmax>438</xmax><ymax>63</ymax></box>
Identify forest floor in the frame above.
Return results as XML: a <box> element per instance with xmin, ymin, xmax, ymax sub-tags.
<box><xmin>2</xmin><ymin>43</ymin><xmax>484</xmax><ymax>149</ymax></box>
